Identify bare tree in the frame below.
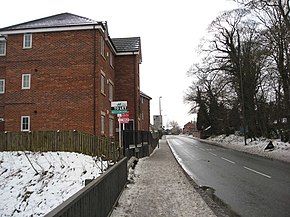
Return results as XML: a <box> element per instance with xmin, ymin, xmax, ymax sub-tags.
<box><xmin>168</xmin><ymin>120</ymin><xmax>182</xmax><ymax>135</ymax></box>
<box><xmin>186</xmin><ymin>8</ymin><xmax>271</xmax><ymax>138</ymax></box>
<box><xmin>186</xmin><ymin>1</ymin><xmax>289</xmax><ymax>139</ymax></box>
<box><xmin>234</xmin><ymin>0</ymin><xmax>290</xmax><ymax>30</ymax></box>
<box><xmin>234</xmin><ymin>0</ymin><xmax>290</xmax><ymax>124</ymax></box>
<box><xmin>209</xmin><ymin>10</ymin><xmax>270</xmax><ymax>138</ymax></box>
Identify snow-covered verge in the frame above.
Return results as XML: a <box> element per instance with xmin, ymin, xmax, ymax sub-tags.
<box><xmin>0</xmin><ymin>151</ymin><xmax>110</xmax><ymax>216</ymax></box>
<box><xmin>202</xmin><ymin>134</ymin><xmax>290</xmax><ymax>163</ymax></box>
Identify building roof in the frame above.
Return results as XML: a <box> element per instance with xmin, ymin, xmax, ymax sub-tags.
<box><xmin>111</xmin><ymin>37</ymin><xmax>141</xmax><ymax>53</ymax></box>
<box><xmin>184</xmin><ymin>122</ymin><xmax>195</xmax><ymax>127</ymax></box>
<box><xmin>0</xmin><ymin>13</ymin><xmax>141</xmax><ymax>57</ymax></box>
<box><xmin>0</xmin><ymin>13</ymin><xmax>100</xmax><ymax>31</ymax></box>
<box><xmin>140</xmin><ymin>91</ymin><xmax>152</xmax><ymax>100</ymax></box>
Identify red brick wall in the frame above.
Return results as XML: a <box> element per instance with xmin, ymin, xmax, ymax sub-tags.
<box><xmin>96</xmin><ymin>34</ymin><xmax>116</xmax><ymax>137</ymax></box>
<box><xmin>140</xmin><ymin>96</ymin><xmax>151</xmax><ymax>131</ymax></box>
<box><xmin>0</xmin><ymin>28</ymin><xmax>144</xmax><ymax>137</ymax></box>
<box><xmin>114</xmin><ymin>55</ymin><xmax>140</xmax><ymax>130</ymax></box>
<box><xmin>0</xmin><ymin>65</ymin><xmax>6</xmax><ymax>125</ymax></box>
<box><xmin>1</xmin><ymin>29</ymin><xmax>116</xmax><ymax>136</ymax></box>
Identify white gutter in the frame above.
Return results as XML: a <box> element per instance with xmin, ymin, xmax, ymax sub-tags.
<box><xmin>0</xmin><ymin>25</ymin><xmax>104</xmax><ymax>35</ymax></box>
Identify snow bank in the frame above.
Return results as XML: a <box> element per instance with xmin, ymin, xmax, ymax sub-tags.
<box><xmin>0</xmin><ymin>151</ymin><xmax>109</xmax><ymax>216</ymax></box>
<box><xmin>206</xmin><ymin>134</ymin><xmax>290</xmax><ymax>163</ymax></box>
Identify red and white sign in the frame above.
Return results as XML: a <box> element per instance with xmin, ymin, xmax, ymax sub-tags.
<box><xmin>118</xmin><ymin>112</ymin><xmax>130</xmax><ymax>123</ymax></box>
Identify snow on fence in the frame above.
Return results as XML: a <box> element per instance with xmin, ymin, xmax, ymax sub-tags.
<box><xmin>45</xmin><ymin>157</ymin><xmax>128</xmax><ymax>217</ymax></box>
<box><xmin>0</xmin><ymin>130</ymin><xmax>120</xmax><ymax>161</ymax></box>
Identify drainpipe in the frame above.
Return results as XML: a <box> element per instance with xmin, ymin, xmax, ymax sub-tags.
<box><xmin>133</xmin><ymin>55</ymin><xmax>137</xmax><ymax>151</ymax></box>
<box><xmin>93</xmin><ymin>26</ymin><xmax>97</xmax><ymax>135</ymax></box>
<box><xmin>133</xmin><ymin>55</ymin><xmax>137</xmax><ymax>131</ymax></box>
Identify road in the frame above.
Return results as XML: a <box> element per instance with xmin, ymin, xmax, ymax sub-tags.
<box><xmin>166</xmin><ymin>135</ymin><xmax>290</xmax><ymax>217</ymax></box>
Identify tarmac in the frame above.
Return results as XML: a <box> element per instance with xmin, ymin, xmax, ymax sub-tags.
<box><xmin>110</xmin><ymin>137</ymin><xmax>222</xmax><ymax>217</ymax></box>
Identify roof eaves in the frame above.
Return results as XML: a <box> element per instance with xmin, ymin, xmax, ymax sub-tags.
<box><xmin>140</xmin><ymin>91</ymin><xmax>152</xmax><ymax>100</ymax></box>
<box><xmin>0</xmin><ymin>25</ymin><xmax>103</xmax><ymax>35</ymax></box>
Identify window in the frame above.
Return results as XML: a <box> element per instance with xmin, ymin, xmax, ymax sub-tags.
<box><xmin>23</xmin><ymin>33</ymin><xmax>32</xmax><ymax>49</ymax></box>
<box><xmin>110</xmin><ymin>51</ymin><xmax>113</xmax><ymax>67</ymax></box>
<box><xmin>22</xmin><ymin>74</ymin><xmax>31</xmax><ymax>89</ymax></box>
<box><xmin>21</xmin><ymin>116</ymin><xmax>30</xmax><ymax>131</ymax></box>
<box><xmin>0</xmin><ymin>79</ymin><xmax>5</xmax><ymax>94</ymax></box>
<box><xmin>101</xmin><ymin>72</ymin><xmax>105</xmax><ymax>94</ymax></box>
<box><xmin>100</xmin><ymin>36</ymin><xmax>105</xmax><ymax>57</ymax></box>
<box><xmin>109</xmin><ymin>118</ymin><xmax>114</xmax><ymax>137</ymax></box>
<box><xmin>109</xmin><ymin>81</ymin><xmax>113</xmax><ymax>101</ymax></box>
<box><xmin>0</xmin><ymin>40</ymin><xmax>6</xmax><ymax>56</ymax></box>
<box><xmin>101</xmin><ymin>114</ymin><xmax>105</xmax><ymax>134</ymax></box>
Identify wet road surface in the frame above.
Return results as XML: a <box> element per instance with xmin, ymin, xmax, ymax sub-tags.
<box><xmin>167</xmin><ymin>135</ymin><xmax>290</xmax><ymax>217</ymax></box>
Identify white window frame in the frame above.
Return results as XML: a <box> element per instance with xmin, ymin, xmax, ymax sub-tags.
<box><xmin>22</xmin><ymin>74</ymin><xmax>31</xmax><ymax>89</ymax></box>
<box><xmin>101</xmin><ymin>71</ymin><xmax>105</xmax><ymax>95</ymax></box>
<box><xmin>109</xmin><ymin>118</ymin><xmax>114</xmax><ymax>137</ymax></box>
<box><xmin>21</xmin><ymin>116</ymin><xmax>30</xmax><ymax>131</ymax></box>
<box><xmin>100</xmin><ymin>36</ymin><xmax>105</xmax><ymax>57</ymax></box>
<box><xmin>0</xmin><ymin>40</ymin><xmax>6</xmax><ymax>56</ymax></box>
<box><xmin>110</xmin><ymin>51</ymin><xmax>113</xmax><ymax>67</ymax></box>
<box><xmin>23</xmin><ymin>33</ymin><xmax>32</xmax><ymax>49</ymax></box>
<box><xmin>101</xmin><ymin>114</ymin><xmax>105</xmax><ymax>134</ymax></box>
<box><xmin>109</xmin><ymin>81</ymin><xmax>113</xmax><ymax>101</ymax></box>
<box><xmin>0</xmin><ymin>79</ymin><xmax>5</xmax><ymax>94</ymax></box>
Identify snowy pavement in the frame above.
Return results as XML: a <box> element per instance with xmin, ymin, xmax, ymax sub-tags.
<box><xmin>110</xmin><ymin>138</ymin><xmax>216</xmax><ymax>217</ymax></box>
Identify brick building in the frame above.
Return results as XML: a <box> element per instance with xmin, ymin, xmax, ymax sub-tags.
<box><xmin>139</xmin><ymin>91</ymin><xmax>152</xmax><ymax>131</ymax></box>
<box><xmin>0</xmin><ymin>13</ymin><xmax>151</xmax><ymax>137</ymax></box>
<box><xmin>183</xmin><ymin>121</ymin><xmax>197</xmax><ymax>134</ymax></box>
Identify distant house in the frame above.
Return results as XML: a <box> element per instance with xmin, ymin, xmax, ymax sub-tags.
<box><xmin>183</xmin><ymin>121</ymin><xmax>197</xmax><ymax>134</ymax></box>
<box><xmin>0</xmin><ymin>13</ymin><xmax>150</xmax><ymax>137</ymax></box>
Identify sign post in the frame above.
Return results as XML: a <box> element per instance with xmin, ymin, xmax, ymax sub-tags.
<box><xmin>111</xmin><ymin>101</ymin><xmax>128</xmax><ymax>114</ymax></box>
<box><xmin>111</xmin><ymin>101</ymin><xmax>128</xmax><ymax>151</ymax></box>
<box><xmin>118</xmin><ymin>112</ymin><xmax>130</xmax><ymax>124</ymax></box>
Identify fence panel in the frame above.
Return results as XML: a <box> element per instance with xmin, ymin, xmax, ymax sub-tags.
<box><xmin>0</xmin><ymin>131</ymin><xmax>120</xmax><ymax>161</ymax></box>
<box><xmin>123</xmin><ymin>130</ymin><xmax>160</xmax><ymax>158</ymax></box>
<box><xmin>45</xmin><ymin>157</ymin><xmax>127</xmax><ymax>217</ymax></box>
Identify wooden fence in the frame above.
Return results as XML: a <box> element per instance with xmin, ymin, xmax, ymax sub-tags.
<box><xmin>0</xmin><ymin>130</ymin><xmax>120</xmax><ymax>161</ymax></box>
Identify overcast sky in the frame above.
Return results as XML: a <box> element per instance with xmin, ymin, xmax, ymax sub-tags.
<box><xmin>0</xmin><ymin>0</ymin><xmax>237</xmax><ymax>128</ymax></box>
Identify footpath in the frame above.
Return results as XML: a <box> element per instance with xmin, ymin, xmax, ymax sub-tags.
<box><xmin>110</xmin><ymin>137</ymin><xmax>218</xmax><ymax>217</ymax></box>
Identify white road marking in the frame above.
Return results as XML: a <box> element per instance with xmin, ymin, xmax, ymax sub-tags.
<box><xmin>199</xmin><ymin>148</ymin><xmax>205</xmax><ymax>151</ymax></box>
<box><xmin>221</xmin><ymin>157</ymin><xmax>236</xmax><ymax>164</ymax></box>
<box><xmin>209</xmin><ymin>152</ymin><xmax>217</xmax><ymax>156</ymax></box>
<box><xmin>243</xmin><ymin>166</ymin><xmax>272</xmax><ymax>179</ymax></box>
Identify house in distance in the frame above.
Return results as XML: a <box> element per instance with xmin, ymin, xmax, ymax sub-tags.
<box><xmin>0</xmin><ymin>13</ymin><xmax>151</xmax><ymax>137</ymax></box>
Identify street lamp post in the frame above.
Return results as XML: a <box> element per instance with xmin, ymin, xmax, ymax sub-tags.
<box><xmin>159</xmin><ymin>96</ymin><xmax>162</xmax><ymax>129</ymax></box>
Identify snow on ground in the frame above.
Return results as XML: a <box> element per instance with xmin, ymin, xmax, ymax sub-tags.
<box><xmin>1</xmin><ymin>135</ymin><xmax>289</xmax><ymax>216</ymax></box>
<box><xmin>111</xmin><ymin>139</ymin><xmax>216</xmax><ymax>217</ymax></box>
<box><xmin>0</xmin><ymin>151</ymin><xmax>109</xmax><ymax>216</ymax></box>
<box><xmin>203</xmin><ymin>134</ymin><xmax>290</xmax><ymax>163</ymax></box>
